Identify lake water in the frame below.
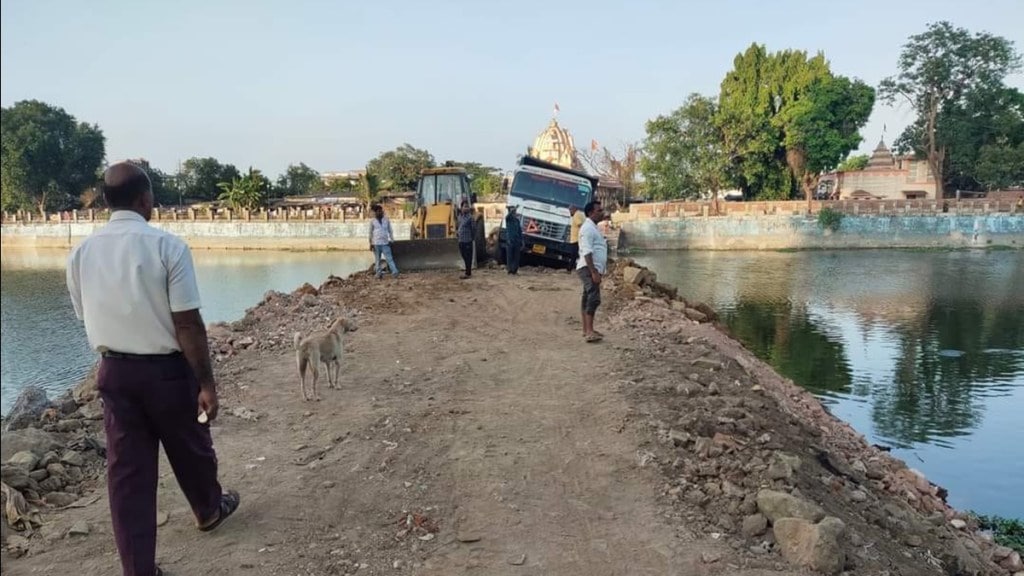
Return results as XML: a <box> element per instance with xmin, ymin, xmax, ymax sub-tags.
<box><xmin>1</xmin><ymin>246</ymin><xmax>1022</xmax><ymax>518</ymax></box>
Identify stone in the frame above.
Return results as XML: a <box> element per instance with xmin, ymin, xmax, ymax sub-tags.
<box><xmin>66</xmin><ymin>465</ymin><xmax>83</xmax><ymax>483</ymax></box>
<box><xmin>60</xmin><ymin>451</ymin><xmax>85</xmax><ymax>468</ymax></box>
<box><xmin>950</xmin><ymin>518</ymin><xmax>967</xmax><ymax>530</ymax></box>
<box><xmin>756</xmin><ymin>489</ymin><xmax>826</xmax><ymax>523</ymax></box>
<box><xmin>999</xmin><ymin>551</ymin><xmax>1022</xmax><ymax>571</ymax></box>
<box><xmin>39</xmin><ymin>476</ymin><xmax>64</xmax><ymax>492</ymax></box>
<box><xmin>849</xmin><ymin>490</ymin><xmax>868</xmax><ymax>503</ymax></box>
<box><xmin>72</xmin><ymin>363</ymin><xmax>100</xmax><ymax>404</ymax></box>
<box><xmin>773</xmin><ymin>516</ymin><xmax>846</xmax><ymax>575</ymax></box>
<box><xmin>39</xmin><ymin>451</ymin><xmax>60</xmax><ymax>468</ymax></box>
<box><xmin>701</xmin><ymin>551</ymin><xmax>722</xmax><ymax>563</ymax></box>
<box><xmin>56</xmin><ymin>419</ymin><xmax>84</xmax><ymax>432</ymax></box>
<box><xmin>850</xmin><ymin>459</ymin><xmax>867</xmax><ymax>476</ymax></box>
<box><xmin>28</xmin><ymin>469</ymin><xmax>49</xmax><ymax>481</ymax></box>
<box><xmin>0</xmin><ymin>428</ymin><xmax>62</xmax><ymax>461</ymax></box>
<box><xmin>44</xmin><ymin>491</ymin><xmax>79</xmax><ymax>508</ymax></box>
<box><xmin>767</xmin><ymin>452</ymin><xmax>801</xmax><ymax>481</ymax></box>
<box><xmin>295</xmin><ymin>282</ymin><xmax>319</xmax><ymax>297</ymax></box>
<box><xmin>622</xmin><ymin>266</ymin><xmax>655</xmax><ymax>287</ymax></box>
<box><xmin>4</xmin><ymin>386</ymin><xmax>52</xmax><ymax>431</ymax></box>
<box><xmin>301</xmin><ymin>294</ymin><xmax>318</xmax><ymax>307</ymax></box>
<box><xmin>1</xmin><ymin>465</ymin><xmax>32</xmax><ymax>489</ymax></box>
<box><xmin>741</xmin><ymin>513</ymin><xmax>768</xmax><ymax>537</ymax></box>
<box><xmin>7</xmin><ymin>451</ymin><xmax>41</xmax><ymax>471</ymax></box>
<box><xmin>684</xmin><ymin>308</ymin><xmax>708</xmax><ymax>323</ymax></box>
<box><xmin>904</xmin><ymin>534</ymin><xmax>923</xmax><ymax>547</ymax></box>
<box><xmin>77</xmin><ymin>399</ymin><xmax>104</xmax><ymax>421</ymax></box>
<box><xmin>45</xmin><ymin>462</ymin><xmax>67</xmax><ymax>478</ymax></box>
<box><xmin>156</xmin><ymin>510</ymin><xmax>169</xmax><ymax>527</ymax></box>
<box><xmin>68</xmin><ymin>521</ymin><xmax>90</xmax><ymax>536</ymax></box>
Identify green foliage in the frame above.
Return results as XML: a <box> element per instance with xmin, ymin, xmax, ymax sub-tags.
<box><xmin>274</xmin><ymin>162</ymin><xmax>321</xmax><ymax>197</ymax></box>
<box><xmin>445</xmin><ymin>161</ymin><xmax>503</xmax><ymax>199</ymax></box>
<box><xmin>717</xmin><ymin>44</ymin><xmax>873</xmax><ymax>200</ymax></box>
<box><xmin>217</xmin><ymin>167</ymin><xmax>270</xmax><ymax>210</ymax></box>
<box><xmin>879</xmin><ymin>21</ymin><xmax>1022</xmax><ymax>196</ymax></box>
<box><xmin>975</xmin><ymin>140</ymin><xmax>1024</xmax><ymax>190</ymax></box>
<box><xmin>972</xmin><ymin>514</ymin><xmax>1024</xmax><ymax>554</ymax></box>
<box><xmin>358</xmin><ymin>170</ymin><xmax>380</xmax><ymax>209</ymax></box>
<box><xmin>1</xmin><ymin>100</ymin><xmax>106</xmax><ymax>213</ymax></box>
<box><xmin>178</xmin><ymin>157</ymin><xmax>241</xmax><ymax>201</ymax></box>
<box><xmin>817</xmin><ymin>207</ymin><xmax>844</xmax><ymax>231</ymax></box>
<box><xmin>837</xmin><ymin>154</ymin><xmax>869</xmax><ymax>172</ymax></box>
<box><xmin>366</xmin><ymin>144</ymin><xmax>435</xmax><ymax>191</ymax></box>
<box><xmin>325</xmin><ymin>176</ymin><xmax>356</xmax><ymax>193</ymax></box>
<box><xmin>641</xmin><ymin>94</ymin><xmax>729</xmax><ymax>200</ymax></box>
<box><xmin>126</xmin><ymin>159</ymin><xmax>177</xmax><ymax>206</ymax></box>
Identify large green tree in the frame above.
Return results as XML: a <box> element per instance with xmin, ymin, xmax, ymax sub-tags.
<box><xmin>443</xmin><ymin>161</ymin><xmax>503</xmax><ymax>199</ymax></box>
<box><xmin>274</xmin><ymin>162</ymin><xmax>321</xmax><ymax>197</ymax></box>
<box><xmin>879</xmin><ymin>21</ymin><xmax>1022</xmax><ymax>197</ymax></box>
<box><xmin>641</xmin><ymin>94</ymin><xmax>729</xmax><ymax>201</ymax></box>
<box><xmin>1</xmin><ymin>100</ymin><xmax>106</xmax><ymax>213</ymax></box>
<box><xmin>837</xmin><ymin>154</ymin><xmax>869</xmax><ymax>172</ymax></box>
<box><xmin>178</xmin><ymin>157</ymin><xmax>241</xmax><ymax>201</ymax></box>
<box><xmin>367</xmin><ymin>144</ymin><xmax>435</xmax><ymax>191</ymax></box>
<box><xmin>718</xmin><ymin>44</ymin><xmax>874</xmax><ymax>201</ymax></box>
<box><xmin>127</xmin><ymin>159</ymin><xmax>177</xmax><ymax>206</ymax></box>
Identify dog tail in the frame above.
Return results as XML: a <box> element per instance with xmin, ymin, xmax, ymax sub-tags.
<box><xmin>293</xmin><ymin>332</ymin><xmax>302</xmax><ymax>350</ymax></box>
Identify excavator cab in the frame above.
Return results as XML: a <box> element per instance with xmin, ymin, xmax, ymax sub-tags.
<box><xmin>389</xmin><ymin>167</ymin><xmax>487</xmax><ymax>271</ymax></box>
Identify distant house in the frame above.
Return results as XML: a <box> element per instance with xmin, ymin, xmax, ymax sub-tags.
<box><xmin>835</xmin><ymin>139</ymin><xmax>937</xmax><ymax>200</ymax></box>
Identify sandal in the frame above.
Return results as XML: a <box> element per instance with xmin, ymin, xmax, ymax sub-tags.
<box><xmin>585</xmin><ymin>334</ymin><xmax>603</xmax><ymax>343</ymax></box>
<box><xmin>592</xmin><ymin>330</ymin><xmax>605</xmax><ymax>338</ymax></box>
<box><xmin>198</xmin><ymin>490</ymin><xmax>240</xmax><ymax>532</ymax></box>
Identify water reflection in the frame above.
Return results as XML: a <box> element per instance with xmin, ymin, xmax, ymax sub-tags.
<box><xmin>634</xmin><ymin>249</ymin><xmax>1024</xmax><ymax>518</ymax></box>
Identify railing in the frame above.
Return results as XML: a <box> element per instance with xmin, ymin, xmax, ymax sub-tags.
<box><xmin>1</xmin><ymin>203</ymin><xmax>510</xmax><ymax>225</ymax></box>
<box><xmin>620</xmin><ymin>199</ymin><xmax>1022</xmax><ymax>220</ymax></box>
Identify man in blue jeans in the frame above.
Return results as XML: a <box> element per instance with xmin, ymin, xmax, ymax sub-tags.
<box><xmin>369</xmin><ymin>204</ymin><xmax>399</xmax><ymax>279</ymax></box>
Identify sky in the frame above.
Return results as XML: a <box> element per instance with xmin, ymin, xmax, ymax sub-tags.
<box><xmin>2</xmin><ymin>0</ymin><xmax>1022</xmax><ymax>177</ymax></box>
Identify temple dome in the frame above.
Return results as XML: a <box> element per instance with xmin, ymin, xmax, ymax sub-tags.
<box><xmin>529</xmin><ymin>119</ymin><xmax>584</xmax><ymax>171</ymax></box>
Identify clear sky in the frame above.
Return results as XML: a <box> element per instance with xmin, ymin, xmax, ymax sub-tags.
<box><xmin>2</xmin><ymin>0</ymin><xmax>1022</xmax><ymax>177</ymax></box>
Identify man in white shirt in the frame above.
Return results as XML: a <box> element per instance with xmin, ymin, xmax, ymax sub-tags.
<box><xmin>368</xmin><ymin>203</ymin><xmax>399</xmax><ymax>279</ymax></box>
<box><xmin>575</xmin><ymin>200</ymin><xmax>608</xmax><ymax>342</ymax></box>
<box><xmin>66</xmin><ymin>163</ymin><xmax>239</xmax><ymax>576</ymax></box>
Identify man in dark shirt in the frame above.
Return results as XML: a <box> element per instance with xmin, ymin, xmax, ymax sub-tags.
<box><xmin>504</xmin><ymin>205</ymin><xmax>523</xmax><ymax>274</ymax></box>
<box><xmin>456</xmin><ymin>200</ymin><xmax>476</xmax><ymax>279</ymax></box>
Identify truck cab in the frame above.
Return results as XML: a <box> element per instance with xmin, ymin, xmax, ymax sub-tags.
<box><xmin>497</xmin><ymin>156</ymin><xmax>597</xmax><ymax>267</ymax></box>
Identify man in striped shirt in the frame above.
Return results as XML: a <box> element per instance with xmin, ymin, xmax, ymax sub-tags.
<box><xmin>456</xmin><ymin>200</ymin><xmax>476</xmax><ymax>279</ymax></box>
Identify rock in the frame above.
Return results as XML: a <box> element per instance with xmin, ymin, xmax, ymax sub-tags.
<box><xmin>236</xmin><ymin>336</ymin><xmax>257</xmax><ymax>349</ymax></box>
<box><xmin>701</xmin><ymin>551</ymin><xmax>722</xmax><ymax>563</ymax></box>
<box><xmin>850</xmin><ymin>459</ymin><xmax>867</xmax><ymax>475</ymax></box>
<box><xmin>301</xmin><ymin>294</ymin><xmax>318</xmax><ymax>307</ymax></box>
<box><xmin>60</xmin><ymin>451</ymin><xmax>85</xmax><ymax>468</ymax></box>
<box><xmin>507</xmin><ymin>554</ymin><xmax>526</xmax><ymax>566</ymax></box>
<box><xmin>622</xmin><ymin>266</ymin><xmax>655</xmax><ymax>287</ymax></box>
<box><xmin>68</xmin><ymin>521</ymin><xmax>90</xmax><ymax>536</ymax></box>
<box><xmin>741</xmin><ymin>514</ymin><xmax>768</xmax><ymax>537</ymax></box>
<box><xmin>77</xmin><ymin>399</ymin><xmax>104</xmax><ymax>421</ymax></box>
<box><xmin>756</xmin><ymin>489</ymin><xmax>826</xmax><ymax>523</ymax></box>
<box><xmin>66</xmin><ymin>466</ymin><xmax>83</xmax><ymax>483</ymax></box>
<box><xmin>44</xmin><ymin>491</ymin><xmax>79</xmax><ymax>508</ymax></box>
<box><xmin>4</xmin><ymin>386</ymin><xmax>52</xmax><ymax>431</ymax></box>
<box><xmin>7</xmin><ymin>451</ymin><xmax>41</xmax><ymax>471</ymax></box>
<box><xmin>767</xmin><ymin>452</ymin><xmax>801</xmax><ymax>481</ymax></box>
<box><xmin>0</xmin><ymin>428</ymin><xmax>62</xmax><ymax>461</ymax></box>
<box><xmin>28</xmin><ymin>469</ymin><xmax>49</xmax><ymax>481</ymax></box>
<box><xmin>1</xmin><ymin>465</ymin><xmax>32</xmax><ymax>489</ymax></box>
<box><xmin>45</xmin><ymin>462</ymin><xmax>66</xmax><ymax>478</ymax></box>
<box><xmin>39</xmin><ymin>476</ymin><xmax>64</xmax><ymax>492</ymax></box>
<box><xmin>72</xmin><ymin>363</ymin><xmax>101</xmax><ymax>404</ymax></box>
<box><xmin>56</xmin><ymin>419</ymin><xmax>83</xmax><ymax>432</ymax></box>
<box><xmin>38</xmin><ymin>451</ymin><xmax>60</xmax><ymax>468</ymax></box>
<box><xmin>707</xmin><ymin>383</ymin><xmax>721</xmax><ymax>396</ymax></box>
<box><xmin>999</xmin><ymin>551</ymin><xmax>1022</xmax><ymax>571</ymax></box>
<box><xmin>950</xmin><ymin>518</ymin><xmax>967</xmax><ymax>530</ymax></box>
<box><xmin>684</xmin><ymin>308</ymin><xmax>708</xmax><ymax>323</ymax></box>
<box><xmin>904</xmin><ymin>534</ymin><xmax>923</xmax><ymax>547</ymax></box>
<box><xmin>295</xmin><ymin>282</ymin><xmax>319</xmax><ymax>297</ymax></box>
<box><xmin>668</xmin><ymin>429</ymin><xmax>690</xmax><ymax>446</ymax></box>
<box><xmin>156</xmin><ymin>510</ymin><xmax>169</xmax><ymax>527</ymax></box>
<box><xmin>849</xmin><ymin>490</ymin><xmax>868</xmax><ymax>503</ymax></box>
<box><xmin>773</xmin><ymin>516</ymin><xmax>846</xmax><ymax>575</ymax></box>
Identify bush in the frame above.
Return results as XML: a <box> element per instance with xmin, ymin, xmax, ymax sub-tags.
<box><xmin>973</xmin><ymin>514</ymin><xmax>1024</xmax><ymax>554</ymax></box>
<box><xmin>817</xmin><ymin>207</ymin><xmax>844</xmax><ymax>232</ymax></box>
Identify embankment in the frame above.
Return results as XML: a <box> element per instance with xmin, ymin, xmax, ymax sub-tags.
<box><xmin>1</xmin><ymin>263</ymin><xmax>1020</xmax><ymax>575</ymax></box>
<box><xmin>619</xmin><ymin>213</ymin><xmax>1024</xmax><ymax>250</ymax></box>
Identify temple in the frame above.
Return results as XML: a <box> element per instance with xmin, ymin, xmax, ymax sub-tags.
<box><xmin>835</xmin><ymin>139</ymin><xmax>938</xmax><ymax>200</ymax></box>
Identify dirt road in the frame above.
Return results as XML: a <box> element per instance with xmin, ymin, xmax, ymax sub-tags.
<box><xmin>4</xmin><ymin>265</ymin><xmax>1010</xmax><ymax>575</ymax></box>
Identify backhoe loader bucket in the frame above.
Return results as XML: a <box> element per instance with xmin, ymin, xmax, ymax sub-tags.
<box><xmin>388</xmin><ymin>238</ymin><xmax>463</xmax><ymax>271</ymax></box>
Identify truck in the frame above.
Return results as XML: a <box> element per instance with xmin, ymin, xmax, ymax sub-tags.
<box><xmin>496</xmin><ymin>155</ymin><xmax>598</xmax><ymax>268</ymax></box>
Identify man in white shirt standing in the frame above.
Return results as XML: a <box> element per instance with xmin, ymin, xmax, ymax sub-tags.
<box><xmin>575</xmin><ymin>200</ymin><xmax>608</xmax><ymax>343</ymax></box>
<box><xmin>66</xmin><ymin>163</ymin><xmax>239</xmax><ymax>576</ymax></box>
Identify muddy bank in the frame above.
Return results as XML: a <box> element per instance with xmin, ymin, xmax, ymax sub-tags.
<box><xmin>1</xmin><ymin>261</ymin><xmax>1020</xmax><ymax>575</ymax></box>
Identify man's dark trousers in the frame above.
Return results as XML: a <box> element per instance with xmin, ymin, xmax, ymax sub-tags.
<box><xmin>506</xmin><ymin>241</ymin><xmax>522</xmax><ymax>273</ymax></box>
<box><xmin>98</xmin><ymin>353</ymin><xmax>223</xmax><ymax>576</ymax></box>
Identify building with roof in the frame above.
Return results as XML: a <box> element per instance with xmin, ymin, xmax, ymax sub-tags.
<box><xmin>835</xmin><ymin>139</ymin><xmax>938</xmax><ymax>200</ymax></box>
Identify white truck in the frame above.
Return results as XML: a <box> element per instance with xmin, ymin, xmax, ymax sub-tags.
<box><xmin>497</xmin><ymin>155</ymin><xmax>598</xmax><ymax>268</ymax></box>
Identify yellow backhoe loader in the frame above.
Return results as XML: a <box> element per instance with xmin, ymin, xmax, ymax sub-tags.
<box><xmin>389</xmin><ymin>166</ymin><xmax>487</xmax><ymax>271</ymax></box>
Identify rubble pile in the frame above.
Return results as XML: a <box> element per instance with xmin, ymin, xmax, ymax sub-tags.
<box><xmin>608</xmin><ymin>293</ymin><xmax>1019</xmax><ymax>575</ymax></box>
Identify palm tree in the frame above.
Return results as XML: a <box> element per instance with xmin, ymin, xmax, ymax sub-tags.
<box><xmin>217</xmin><ymin>167</ymin><xmax>269</xmax><ymax>210</ymax></box>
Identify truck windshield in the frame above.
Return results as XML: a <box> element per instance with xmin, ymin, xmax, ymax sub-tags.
<box><xmin>510</xmin><ymin>172</ymin><xmax>591</xmax><ymax>207</ymax></box>
<box><xmin>420</xmin><ymin>174</ymin><xmax>467</xmax><ymax>205</ymax></box>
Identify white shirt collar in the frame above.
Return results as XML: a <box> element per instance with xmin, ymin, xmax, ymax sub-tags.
<box><xmin>109</xmin><ymin>210</ymin><xmax>147</xmax><ymax>223</ymax></box>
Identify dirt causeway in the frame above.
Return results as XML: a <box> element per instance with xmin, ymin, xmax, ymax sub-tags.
<box><xmin>2</xmin><ymin>262</ymin><xmax>1017</xmax><ymax>575</ymax></box>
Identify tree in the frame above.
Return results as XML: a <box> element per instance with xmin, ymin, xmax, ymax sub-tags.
<box><xmin>274</xmin><ymin>162</ymin><xmax>321</xmax><ymax>197</ymax></box>
<box><xmin>641</xmin><ymin>94</ymin><xmax>730</xmax><ymax>201</ymax></box>
<box><xmin>178</xmin><ymin>157</ymin><xmax>241</xmax><ymax>201</ymax></box>
<box><xmin>217</xmin><ymin>167</ymin><xmax>270</xmax><ymax>210</ymax></box>
<box><xmin>837</xmin><ymin>154</ymin><xmax>870</xmax><ymax>172</ymax></box>
<box><xmin>366</xmin><ymin>144</ymin><xmax>435</xmax><ymax>191</ymax></box>
<box><xmin>718</xmin><ymin>44</ymin><xmax>874</xmax><ymax>203</ymax></box>
<box><xmin>879</xmin><ymin>21</ymin><xmax>1022</xmax><ymax>197</ymax></box>
<box><xmin>1</xmin><ymin>100</ymin><xmax>105</xmax><ymax>213</ymax></box>
<box><xmin>357</xmin><ymin>170</ymin><xmax>380</xmax><ymax>211</ymax></box>
<box><xmin>443</xmin><ymin>161</ymin><xmax>504</xmax><ymax>199</ymax></box>
<box><xmin>580</xmin><ymin>142</ymin><xmax>643</xmax><ymax>207</ymax></box>
<box><xmin>975</xmin><ymin>140</ymin><xmax>1024</xmax><ymax>190</ymax></box>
